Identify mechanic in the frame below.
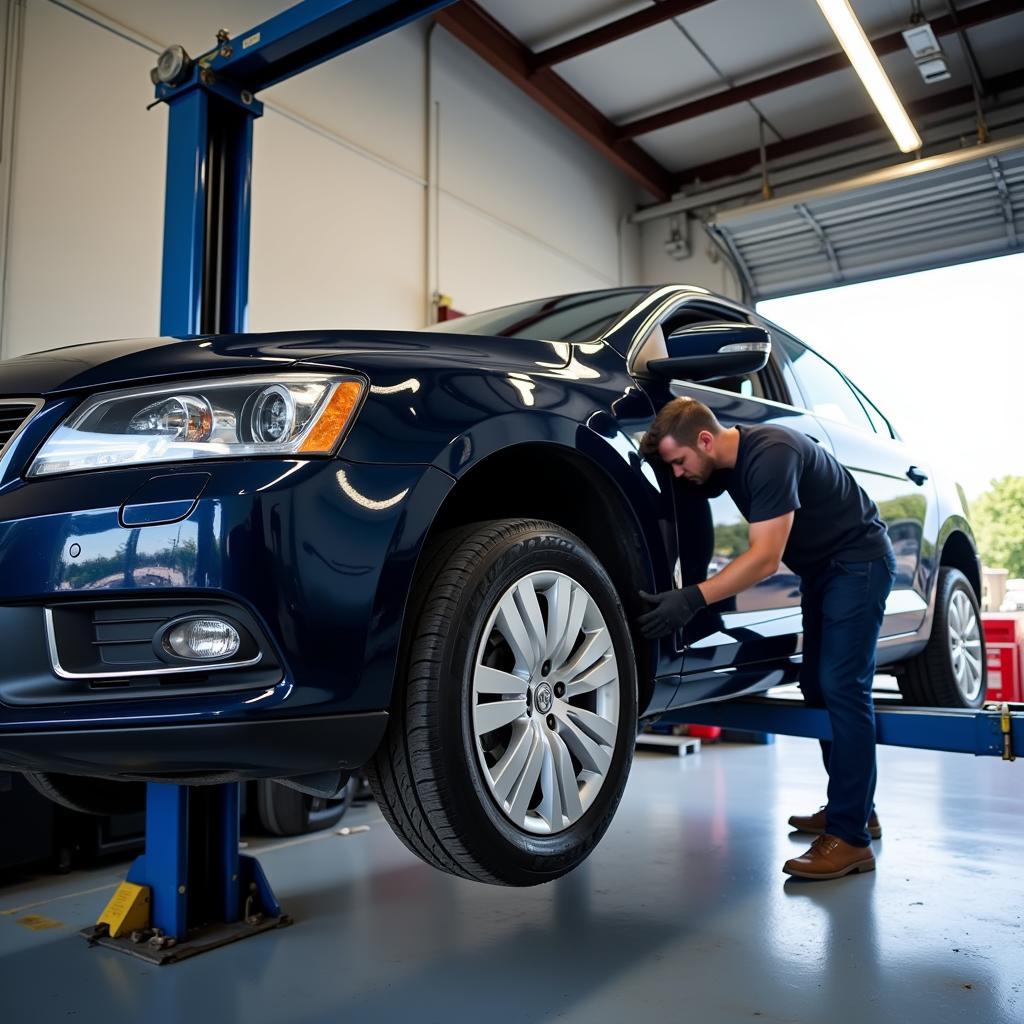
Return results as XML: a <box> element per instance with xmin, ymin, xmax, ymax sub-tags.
<box><xmin>638</xmin><ymin>396</ymin><xmax>896</xmax><ymax>880</ymax></box>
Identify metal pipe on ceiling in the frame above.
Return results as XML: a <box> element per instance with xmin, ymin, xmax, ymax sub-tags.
<box><xmin>712</xmin><ymin>135</ymin><xmax>1024</xmax><ymax>224</ymax></box>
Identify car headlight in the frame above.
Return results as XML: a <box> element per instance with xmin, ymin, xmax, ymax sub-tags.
<box><xmin>27</xmin><ymin>374</ymin><xmax>364</xmax><ymax>477</ymax></box>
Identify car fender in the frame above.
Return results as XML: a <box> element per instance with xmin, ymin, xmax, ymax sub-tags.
<box><xmin>913</xmin><ymin>513</ymin><xmax>981</xmax><ymax>641</ymax></box>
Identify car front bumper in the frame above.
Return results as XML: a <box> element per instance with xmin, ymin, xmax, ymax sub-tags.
<box><xmin>0</xmin><ymin>455</ymin><xmax>453</xmax><ymax>780</ymax></box>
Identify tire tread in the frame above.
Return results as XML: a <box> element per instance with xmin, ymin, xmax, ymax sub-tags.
<box><xmin>898</xmin><ymin>567</ymin><xmax>985</xmax><ymax>708</ymax></box>
<box><xmin>366</xmin><ymin>518</ymin><xmax>632</xmax><ymax>885</ymax></box>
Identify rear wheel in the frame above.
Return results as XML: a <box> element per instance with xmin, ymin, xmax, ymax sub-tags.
<box><xmin>254</xmin><ymin>778</ymin><xmax>354</xmax><ymax>837</ymax></box>
<box><xmin>898</xmin><ymin>567</ymin><xmax>986</xmax><ymax>708</ymax></box>
<box><xmin>367</xmin><ymin>519</ymin><xmax>637</xmax><ymax>885</ymax></box>
<box><xmin>22</xmin><ymin>773</ymin><xmax>145</xmax><ymax>816</ymax></box>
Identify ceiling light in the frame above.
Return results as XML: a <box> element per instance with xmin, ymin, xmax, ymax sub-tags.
<box><xmin>816</xmin><ymin>0</ymin><xmax>922</xmax><ymax>153</ymax></box>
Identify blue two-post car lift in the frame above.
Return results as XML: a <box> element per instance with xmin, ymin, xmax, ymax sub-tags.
<box><xmin>82</xmin><ymin>0</ymin><xmax>455</xmax><ymax>965</ymax></box>
<box><xmin>83</xmin><ymin>0</ymin><xmax>1023</xmax><ymax>965</ymax></box>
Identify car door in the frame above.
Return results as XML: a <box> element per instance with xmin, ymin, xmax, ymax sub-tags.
<box><xmin>630</xmin><ymin>298</ymin><xmax>835</xmax><ymax>675</ymax></box>
<box><xmin>769</xmin><ymin>327</ymin><xmax>931</xmax><ymax>636</ymax></box>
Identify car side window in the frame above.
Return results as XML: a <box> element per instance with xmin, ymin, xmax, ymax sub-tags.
<box><xmin>774</xmin><ymin>333</ymin><xmax>875</xmax><ymax>433</ymax></box>
<box><xmin>634</xmin><ymin>302</ymin><xmax>776</xmax><ymax>401</ymax></box>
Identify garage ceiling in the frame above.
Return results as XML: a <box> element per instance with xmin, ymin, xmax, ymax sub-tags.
<box><xmin>435</xmin><ymin>0</ymin><xmax>1024</xmax><ymax>296</ymax></box>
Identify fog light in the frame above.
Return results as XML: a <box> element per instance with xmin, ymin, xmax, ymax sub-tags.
<box><xmin>165</xmin><ymin>618</ymin><xmax>240</xmax><ymax>660</ymax></box>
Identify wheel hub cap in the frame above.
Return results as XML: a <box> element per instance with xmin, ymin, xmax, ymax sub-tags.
<box><xmin>534</xmin><ymin>682</ymin><xmax>553</xmax><ymax>715</ymax></box>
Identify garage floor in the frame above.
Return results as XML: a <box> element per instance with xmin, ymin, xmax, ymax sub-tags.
<box><xmin>1</xmin><ymin>735</ymin><xmax>1020</xmax><ymax>1024</ymax></box>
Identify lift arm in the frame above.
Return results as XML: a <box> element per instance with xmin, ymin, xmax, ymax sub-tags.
<box><xmin>669</xmin><ymin>696</ymin><xmax>1022</xmax><ymax>760</ymax></box>
<box><xmin>152</xmin><ymin>0</ymin><xmax>455</xmax><ymax>337</ymax></box>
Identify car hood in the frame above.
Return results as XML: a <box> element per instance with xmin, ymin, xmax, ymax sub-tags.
<box><xmin>0</xmin><ymin>331</ymin><xmax>572</xmax><ymax>396</ymax></box>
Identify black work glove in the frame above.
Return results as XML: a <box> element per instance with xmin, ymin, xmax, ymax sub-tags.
<box><xmin>637</xmin><ymin>585</ymin><xmax>707</xmax><ymax>639</ymax></box>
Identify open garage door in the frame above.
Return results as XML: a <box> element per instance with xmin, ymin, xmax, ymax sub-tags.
<box><xmin>710</xmin><ymin>136</ymin><xmax>1024</xmax><ymax>300</ymax></box>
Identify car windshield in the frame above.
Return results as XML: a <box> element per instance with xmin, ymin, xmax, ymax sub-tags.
<box><xmin>423</xmin><ymin>288</ymin><xmax>652</xmax><ymax>343</ymax></box>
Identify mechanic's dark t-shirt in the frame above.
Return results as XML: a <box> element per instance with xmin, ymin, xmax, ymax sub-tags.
<box><xmin>707</xmin><ymin>423</ymin><xmax>890</xmax><ymax>576</ymax></box>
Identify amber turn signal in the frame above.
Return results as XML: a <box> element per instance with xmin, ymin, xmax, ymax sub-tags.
<box><xmin>300</xmin><ymin>380</ymin><xmax>363</xmax><ymax>453</ymax></box>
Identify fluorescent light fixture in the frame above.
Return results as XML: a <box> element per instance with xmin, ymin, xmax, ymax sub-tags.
<box><xmin>816</xmin><ymin>0</ymin><xmax>922</xmax><ymax>153</ymax></box>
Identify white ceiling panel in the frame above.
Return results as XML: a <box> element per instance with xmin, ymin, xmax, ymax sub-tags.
<box><xmin>479</xmin><ymin>0</ymin><xmax>649</xmax><ymax>52</ymax></box>
<box><xmin>753</xmin><ymin>67</ymin><xmax>875</xmax><ymax>142</ymax></box>
<box><xmin>638</xmin><ymin>102</ymin><xmax>763</xmax><ymax>170</ymax></box>
<box><xmin>557</xmin><ymin>23</ymin><xmax>721</xmax><ymax>123</ymax></box>
<box><xmin>881</xmin><ymin>50</ymin><xmax>973</xmax><ymax>108</ymax></box>
<box><xmin>679</xmin><ymin>0</ymin><xmax>842</xmax><ymax>84</ymax></box>
<box><xmin>676</xmin><ymin>0</ymin><xmax>954</xmax><ymax>85</ymax></box>
<box><xmin>965</xmin><ymin>13</ymin><xmax>1024</xmax><ymax>80</ymax></box>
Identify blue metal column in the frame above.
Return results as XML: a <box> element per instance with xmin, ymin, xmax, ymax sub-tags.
<box><xmin>158</xmin><ymin>83</ymin><xmax>261</xmax><ymax>336</ymax></box>
<box><xmin>159</xmin><ymin>90</ymin><xmax>208</xmax><ymax>336</ymax></box>
<box><xmin>155</xmin><ymin>0</ymin><xmax>454</xmax><ymax>337</ymax></box>
<box><xmin>128</xmin><ymin>783</ymin><xmax>190</xmax><ymax>939</ymax></box>
<box><xmin>123</xmin><ymin>782</ymin><xmax>283</xmax><ymax>944</ymax></box>
<box><xmin>126</xmin><ymin>0</ymin><xmax>455</xmax><ymax>960</ymax></box>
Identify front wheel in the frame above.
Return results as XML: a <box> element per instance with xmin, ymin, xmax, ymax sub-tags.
<box><xmin>367</xmin><ymin>519</ymin><xmax>637</xmax><ymax>885</ymax></box>
<box><xmin>898</xmin><ymin>567</ymin><xmax>986</xmax><ymax>708</ymax></box>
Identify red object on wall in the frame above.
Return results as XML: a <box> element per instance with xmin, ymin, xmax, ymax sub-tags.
<box><xmin>436</xmin><ymin>304</ymin><xmax>464</xmax><ymax>322</ymax></box>
<box><xmin>982</xmin><ymin>614</ymin><xmax>1023</xmax><ymax>703</ymax></box>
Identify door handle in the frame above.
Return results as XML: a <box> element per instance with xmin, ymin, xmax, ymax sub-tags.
<box><xmin>906</xmin><ymin>465</ymin><xmax>929</xmax><ymax>486</ymax></box>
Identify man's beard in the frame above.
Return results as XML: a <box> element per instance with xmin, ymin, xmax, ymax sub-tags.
<box><xmin>691</xmin><ymin>451</ymin><xmax>714</xmax><ymax>484</ymax></box>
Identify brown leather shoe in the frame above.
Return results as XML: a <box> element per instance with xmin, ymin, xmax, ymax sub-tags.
<box><xmin>783</xmin><ymin>834</ymin><xmax>876</xmax><ymax>879</ymax></box>
<box><xmin>788</xmin><ymin>805</ymin><xmax>882</xmax><ymax>840</ymax></box>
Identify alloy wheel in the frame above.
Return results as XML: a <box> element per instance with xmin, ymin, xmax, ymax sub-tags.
<box><xmin>471</xmin><ymin>570</ymin><xmax>621</xmax><ymax>835</ymax></box>
<box><xmin>948</xmin><ymin>588</ymin><xmax>983</xmax><ymax>703</ymax></box>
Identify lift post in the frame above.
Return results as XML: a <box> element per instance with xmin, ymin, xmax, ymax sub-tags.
<box><xmin>155</xmin><ymin>0</ymin><xmax>454</xmax><ymax>335</ymax></box>
<box><xmin>84</xmin><ymin>783</ymin><xmax>287</xmax><ymax>964</ymax></box>
<box><xmin>84</xmin><ymin>0</ymin><xmax>455</xmax><ymax>963</ymax></box>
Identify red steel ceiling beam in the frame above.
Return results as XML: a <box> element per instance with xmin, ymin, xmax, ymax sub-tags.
<box><xmin>617</xmin><ymin>0</ymin><xmax>1023</xmax><ymax>140</ymax></box>
<box><xmin>434</xmin><ymin>1</ymin><xmax>675</xmax><ymax>200</ymax></box>
<box><xmin>676</xmin><ymin>66</ymin><xmax>1024</xmax><ymax>188</ymax></box>
<box><xmin>531</xmin><ymin>0</ymin><xmax>719</xmax><ymax>70</ymax></box>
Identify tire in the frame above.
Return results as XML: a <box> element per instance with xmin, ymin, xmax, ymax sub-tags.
<box><xmin>22</xmin><ymin>772</ymin><xmax>145</xmax><ymax>816</ymax></box>
<box><xmin>898</xmin><ymin>567</ymin><xmax>986</xmax><ymax>708</ymax></box>
<box><xmin>255</xmin><ymin>778</ymin><xmax>354</xmax><ymax>837</ymax></box>
<box><xmin>366</xmin><ymin>518</ymin><xmax>638</xmax><ymax>886</ymax></box>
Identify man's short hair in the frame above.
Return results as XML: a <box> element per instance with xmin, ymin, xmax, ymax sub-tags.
<box><xmin>640</xmin><ymin>397</ymin><xmax>722</xmax><ymax>457</ymax></box>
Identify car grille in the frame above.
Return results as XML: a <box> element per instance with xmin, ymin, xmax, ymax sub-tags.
<box><xmin>91</xmin><ymin>606</ymin><xmax>172</xmax><ymax>669</ymax></box>
<box><xmin>0</xmin><ymin>402</ymin><xmax>38</xmax><ymax>455</ymax></box>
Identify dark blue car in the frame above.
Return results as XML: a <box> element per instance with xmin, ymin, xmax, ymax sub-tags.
<box><xmin>0</xmin><ymin>286</ymin><xmax>983</xmax><ymax>884</ymax></box>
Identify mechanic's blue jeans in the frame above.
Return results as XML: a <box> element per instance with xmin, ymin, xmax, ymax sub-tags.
<box><xmin>799</xmin><ymin>548</ymin><xmax>897</xmax><ymax>847</ymax></box>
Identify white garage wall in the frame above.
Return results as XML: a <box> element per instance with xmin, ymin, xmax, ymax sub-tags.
<box><xmin>638</xmin><ymin>215</ymin><xmax>744</xmax><ymax>301</ymax></box>
<box><xmin>429</xmin><ymin>29</ymin><xmax>636</xmax><ymax>313</ymax></box>
<box><xmin>0</xmin><ymin>0</ymin><xmax>644</xmax><ymax>358</ymax></box>
<box><xmin>247</xmin><ymin>105</ymin><xmax>427</xmax><ymax>332</ymax></box>
<box><xmin>2</xmin><ymin>0</ymin><xmax>166</xmax><ymax>359</ymax></box>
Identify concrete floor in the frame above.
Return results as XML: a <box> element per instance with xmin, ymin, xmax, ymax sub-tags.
<box><xmin>1</xmin><ymin>736</ymin><xmax>1021</xmax><ymax>1024</ymax></box>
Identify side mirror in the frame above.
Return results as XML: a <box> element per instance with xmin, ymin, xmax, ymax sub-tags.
<box><xmin>645</xmin><ymin>322</ymin><xmax>771</xmax><ymax>383</ymax></box>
